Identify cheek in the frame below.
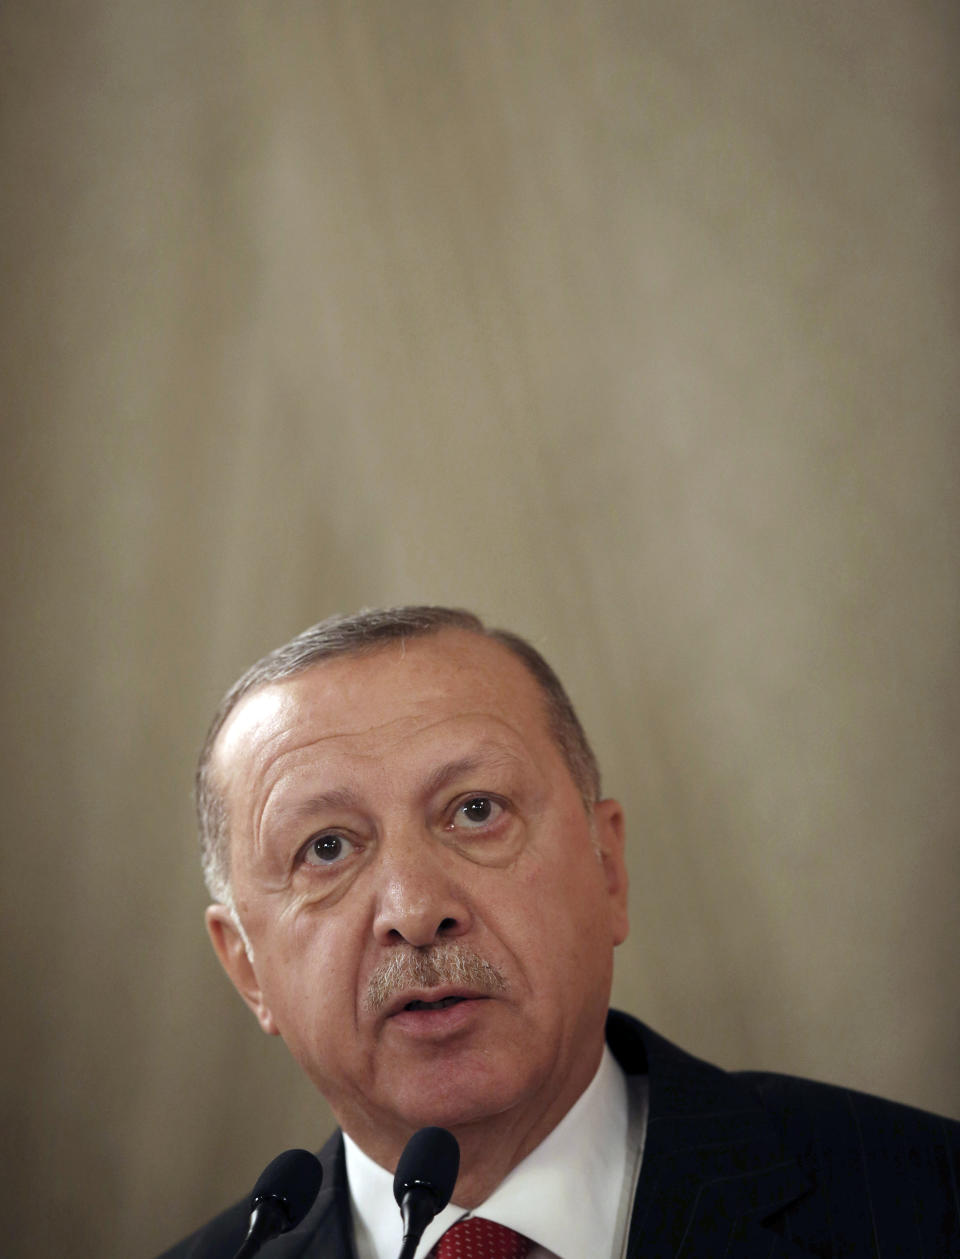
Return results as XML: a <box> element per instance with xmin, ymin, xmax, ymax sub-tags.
<box><xmin>506</xmin><ymin>859</ymin><xmax>594</xmax><ymax>953</ymax></box>
<box><xmin>258</xmin><ymin>909</ymin><xmax>357</xmax><ymax>1018</ymax></box>
<box><xmin>526</xmin><ymin>855</ymin><xmax>612</xmax><ymax>955</ymax></box>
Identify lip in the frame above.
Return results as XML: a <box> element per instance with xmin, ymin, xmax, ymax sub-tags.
<box><xmin>382</xmin><ymin>986</ymin><xmax>490</xmax><ymax>1020</ymax></box>
<box><xmin>380</xmin><ymin>987</ymin><xmax>492</xmax><ymax>1038</ymax></box>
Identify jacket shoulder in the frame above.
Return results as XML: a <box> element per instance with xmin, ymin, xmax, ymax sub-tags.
<box><xmin>737</xmin><ymin>1067</ymin><xmax>960</xmax><ymax>1152</ymax></box>
<box><xmin>610</xmin><ymin>1013</ymin><xmax>960</xmax><ymax>1255</ymax></box>
<box><xmin>736</xmin><ymin>1068</ymin><xmax>960</xmax><ymax>1252</ymax></box>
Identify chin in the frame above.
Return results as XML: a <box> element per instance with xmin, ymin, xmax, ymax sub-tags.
<box><xmin>386</xmin><ymin>1066</ymin><xmax>528</xmax><ymax>1134</ymax></box>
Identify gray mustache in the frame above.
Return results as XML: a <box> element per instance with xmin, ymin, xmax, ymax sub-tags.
<box><xmin>365</xmin><ymin>942</ymin><xmax>506</xmax><ymax>1013</ymax></box>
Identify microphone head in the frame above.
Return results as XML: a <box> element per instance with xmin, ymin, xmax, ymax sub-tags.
<box><xmin>251</xmin><ymin>1147</ymin><xmax>324</xmax><ymax>1232</ymax></box>
<box><xmin>393</xmin><ymin>1126</ymin><xmax>460</xmax><ymax>1212</ymax></box>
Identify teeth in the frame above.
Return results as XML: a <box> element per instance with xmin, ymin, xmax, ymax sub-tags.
<box><xmin>404</xmin><ymin>996</ymin><xmax>464</xmax><ymax>1012</ymax></box>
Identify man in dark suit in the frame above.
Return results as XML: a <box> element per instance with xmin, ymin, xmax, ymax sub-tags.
<box><xmin>161</xmin><ymin>607</ymin><xmax>959</xmax><ymax>1258</ymax></box>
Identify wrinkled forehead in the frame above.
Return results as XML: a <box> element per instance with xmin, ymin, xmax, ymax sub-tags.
<box><xmin>209</xmin><ymin>629</ymin><xmax>557</xmax><ymax>792</ymax></box>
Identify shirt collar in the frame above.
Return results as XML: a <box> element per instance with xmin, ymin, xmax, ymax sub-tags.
<box><xmin>344</xmin><ymin>1045</ymin><xmax>629</xmax><ymax>1259</ymax></box>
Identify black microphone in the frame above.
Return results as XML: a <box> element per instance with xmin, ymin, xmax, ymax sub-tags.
<box><xmin>230</xmin><ymin>1148</ymin><xmax>324</xmax><ymax>1259</ymax></box>
<box><xmin>393</xmin><ymin>1126</ymin><xmax>460</xmax><ymax>1259</ymax></box>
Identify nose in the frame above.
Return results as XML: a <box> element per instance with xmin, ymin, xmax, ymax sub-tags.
<box><xmin>372</xmin><ymin>829</ymin><xmax>472</xmax><ymax>949</ymax></box>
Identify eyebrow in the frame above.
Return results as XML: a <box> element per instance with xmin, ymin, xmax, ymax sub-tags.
<box><xmin>285</xmin><ymin>786</ymin><xmax>364</xmax><ymax>817</ymax></box>
<box><xmin>421</xmin><ymin>751</ymin><xmax>519</xmax><ymax>797</ymax></box>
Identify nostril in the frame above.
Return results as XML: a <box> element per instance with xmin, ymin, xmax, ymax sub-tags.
<box><xmin>438</xmin><ymin>917</ymin><xmax>458</xmax><ymax>933</ymax></box>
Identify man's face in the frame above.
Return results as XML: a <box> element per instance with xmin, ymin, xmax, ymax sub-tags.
<box><xmin>206</xmin><ymin>630</ymin><xmax>628</xmax><ymax>1162</ymax></box>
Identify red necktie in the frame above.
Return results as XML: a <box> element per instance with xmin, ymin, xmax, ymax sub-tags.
<box><xmin>430</xmin><ymin>1216</ymin><xmax>533</xmax><ymax>1259</ymax></box>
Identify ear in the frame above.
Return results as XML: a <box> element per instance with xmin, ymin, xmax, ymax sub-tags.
<box><xmin>592</xmin><ymin>798</ymin><xmax>630</xmax><ymax>946</ymax></box>
<box><xmin>205</xmin><ymin>904</ymin><xmax>280</xmax><ymax>1036</ymax></box>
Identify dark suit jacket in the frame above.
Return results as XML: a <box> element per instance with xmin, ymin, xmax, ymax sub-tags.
<box><xmin>158</xmin><ymin>1012</ymin><xmax>960</xmax><ymax>1258</ymax></box>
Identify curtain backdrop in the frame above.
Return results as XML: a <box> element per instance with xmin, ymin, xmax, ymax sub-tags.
<box><xmin>2</xmin><ymin>3</ymin><xmax>958</xmax><ymax>1256</ymax></box>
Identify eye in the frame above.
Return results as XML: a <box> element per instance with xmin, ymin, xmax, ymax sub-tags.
<box><xmin>302</xmin><ymin>833</ymin><xmax>358</xmax><ymax>867</ymax></box>
<box><xmin>449</xmin><ymin>796</ymin><xmax>504</xmax><ymax>829</ymax></box>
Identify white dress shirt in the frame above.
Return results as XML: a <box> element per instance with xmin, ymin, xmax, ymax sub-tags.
<box><xmin>345</xmin><ymin>1045</ymin><xmax>647</xmax><ymax>1259</ymax></box>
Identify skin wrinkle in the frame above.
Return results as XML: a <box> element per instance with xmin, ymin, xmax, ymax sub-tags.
<box><xmin>223</xmin><ymin>705</ymin><xmax>535</xmax><ymax>884</ymax></box>
<box><xmin>245</xmin><ymin>730</ymin><xmax>545</xmax><ymax>900</ymax></box>
<box><xmin>216</xmin><ymin>700</ymin><xmax>417</xmax><ymax>869</ymax></box>
<box><xmin>268</xmin><ymin>748</ymin><xmax>530</xmax><ymax>838</ymax></box>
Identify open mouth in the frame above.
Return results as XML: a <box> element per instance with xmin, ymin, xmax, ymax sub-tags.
<box><xmin>403</xmin><ymin>995</ymin><xmax>468</xmax><ymax>1012</ymax></box>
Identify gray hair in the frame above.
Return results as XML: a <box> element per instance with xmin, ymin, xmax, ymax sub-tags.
<box><xmin>196</xmin><ymin>605</ymin><xmax>601</xmax><ymax>905</ymax></box>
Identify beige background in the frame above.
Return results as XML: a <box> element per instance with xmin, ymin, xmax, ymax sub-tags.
<box><xmin>1</xmin><ymin>3</ymin><xmax>958</xmax><ymax>1257</ymax></box>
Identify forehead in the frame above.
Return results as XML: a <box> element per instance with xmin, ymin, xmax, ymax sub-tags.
<box><xmin>211</xmin><ymin>630</ymin><xmax>556</xmax><ymax>788</ymax></box>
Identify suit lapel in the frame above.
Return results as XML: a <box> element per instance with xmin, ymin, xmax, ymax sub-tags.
<box><xmin>608</xmin><ymin>1015</ymin><xmax>815</xmax><ymax>1259</ymax></box>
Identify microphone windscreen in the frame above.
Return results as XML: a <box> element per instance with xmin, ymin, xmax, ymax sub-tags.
<box><xmin>393</xmin><ymin>1127</ymin><xmax>460</xmax><ymax>1211</ymax></box>
<box><xmin>251</xmin><ymin>1148</ymin><xmax>324</xmax><ymax>1231</ymax></box>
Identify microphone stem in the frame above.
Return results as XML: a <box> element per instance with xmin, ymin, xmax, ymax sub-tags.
<box><xmin>396</xmin><ymin>1189</ymin><xmax>436</xmax><ymax>1259</ymax></box>
<box><xmin>230</xmin><ymin>1200</ymin><xmax>286</xmax><ymax>1259</ymax></box>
